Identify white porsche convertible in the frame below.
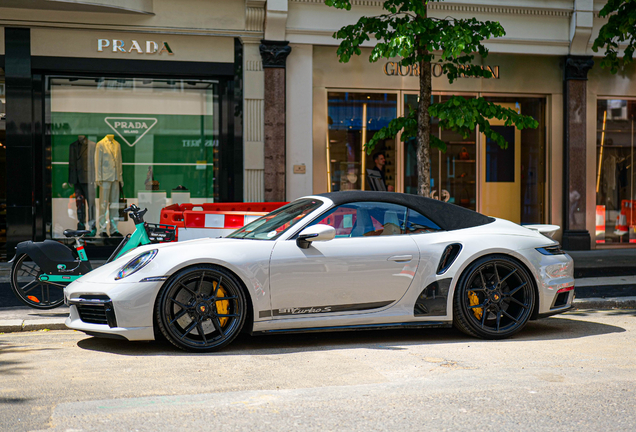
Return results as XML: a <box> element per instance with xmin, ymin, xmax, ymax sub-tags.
<box><xmin>64</xmin><ymin>191</ymin><xmax>575</xmax><ymax>352</ymax></box>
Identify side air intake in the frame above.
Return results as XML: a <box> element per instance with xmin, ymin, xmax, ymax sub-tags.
<box><xmin>436</xmin><ymin>243</ymin><xmax>462</xmax><ymax>275</ymax></box>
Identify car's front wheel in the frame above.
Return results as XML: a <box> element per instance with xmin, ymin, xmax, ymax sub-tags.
<box><xmin>156</xmin><ymin>265</ymin><xmax>246</xmax><ymax>352</ymax></box>
<box><xmin>453</xmin><ymin>255</ymin><xmax>535</xmax><ymax>339</ymax></box>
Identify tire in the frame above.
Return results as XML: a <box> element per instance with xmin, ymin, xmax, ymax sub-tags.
<box><xmin>156</xmin><ymin>265</ymin><xmax>247</xmax><ymax>352</ymax></box>
<box><xmin>453</xmin><ymin>255</ymin><xmax>535</xmax><ymax>339</ymax></box>
<box><xmin>10</xmin><ymin>254</ymin><xmax>67</xmax><ymax>309</ymax></box>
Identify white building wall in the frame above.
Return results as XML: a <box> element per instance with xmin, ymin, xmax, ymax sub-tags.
<box><xmin>286</xmin><ymin>43</ymin><xmax>314</xmax><ymax>200</ymax></box>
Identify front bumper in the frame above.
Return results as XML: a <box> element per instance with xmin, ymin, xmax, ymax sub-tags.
<box><xmin>64</xmin><ymin>278</ymin><xmax>164</xmax><ymax>341</ymax></box>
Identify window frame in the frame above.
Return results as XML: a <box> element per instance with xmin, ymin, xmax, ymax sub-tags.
<box><xmin>298</xmin><ymin>200</ymin><xmax>442</xmax><ymax>239</ymax></box>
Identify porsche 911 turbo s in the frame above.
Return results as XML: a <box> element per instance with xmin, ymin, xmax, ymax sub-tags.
<box><xmin>64</xmin><ymin>191</ymin><xmax>574</xmax><ymax>352</ymax></box>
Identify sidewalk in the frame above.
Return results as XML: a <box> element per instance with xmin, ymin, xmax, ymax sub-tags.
<box><xmin>567</xmin><ymin>248</ymin><xmax>636</xmax><ymax>278</ymax></box>
<box><xmin>0</xmin><ymin>306</ymin><xmax>69</xmax><ymax>333</ymax></box>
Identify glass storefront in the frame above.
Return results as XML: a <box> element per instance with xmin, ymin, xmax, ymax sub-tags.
<box><xmin>327</xmin><ymin>92</ymin><xmax>397</xmax><ymax>192</ymax></box>
<box><xmin>482</xmin><ymin>96</ymin><xmax>546</xmax><ymax>224</ymax></box>
<box><xmin>404</xmin><ymin>94</ymin><xmax>478</xmax><ymax>211</ymax></box>
<box><xmin>327</xmin><ymin>90</ymin><xmax>546</xmax><ymax>224</ymax></box>
<box><xmin>596</xmin><ymin>99</ymin><xmax>636</xmax><ymax>245</ymax></box>
<box><xmin>47</xmin><ymin>76</ymin><xmax>219</xmax><ymax>242</ymax></box>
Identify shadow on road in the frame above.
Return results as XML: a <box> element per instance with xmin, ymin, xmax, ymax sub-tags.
<box><xmin>0</xmin><ymin>339</ymin><xmax>60</xmax><ymax>376</ymax></box>
<box><xmin>75</xmin><ymin>312</ymin><xmax>626</xmax><ymax>357</ymax></box>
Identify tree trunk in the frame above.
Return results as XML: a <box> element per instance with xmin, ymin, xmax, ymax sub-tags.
<box><xmin>417</xmin><ymin>57</ymin><xmax>432</xmax><ymax>197</ymax></box>
<box><xmin>417</xmin><ymin>2</ymin><xmax>432</xmax><ymax>198</ymax></box>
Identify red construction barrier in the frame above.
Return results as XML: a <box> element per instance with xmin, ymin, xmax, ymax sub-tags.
<box><xmin>621</xmin><ymin>200</ymin><xmax>636</xmax><ymax>226</ymax></box>
<box><xmin>161</xmin><ymin>202</ymin><xmax>287</xmax><ymax>229</ymax></box>
<box><xmin>184</xmin><ymin>210</ymin><xmax>270</xmax><ymax>229</ymax></box>
<box><xmin>160</xmin><ymin>202</ymin><xmax>288</xmax><ymax>241</ymax></box>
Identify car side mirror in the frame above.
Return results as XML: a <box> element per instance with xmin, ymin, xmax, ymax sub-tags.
<box><xmin>296</xmin><ymin>224</ymin><xmax>336</xmax><ymax>249</ymax></box>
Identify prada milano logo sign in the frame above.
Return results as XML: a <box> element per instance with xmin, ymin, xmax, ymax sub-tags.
<box><xmin>384</xmin><ymin>62</ymin><xmax>500</xmax><ymax>79</ymax></box>
<box><xmin>97</xmin><ymin>39</ymin><xmax>174</xmax><ymax>55</ymax></box>
<box><xmin>105</xmin><ymin>117</ymin><xmax>158</xmax><ymax>147</ymax></box>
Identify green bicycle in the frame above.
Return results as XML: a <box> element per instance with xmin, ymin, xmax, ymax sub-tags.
<box><xmin>9</xmin><ymin>204</ymin><xmax>175</xmax><ymax>309</ymax></box>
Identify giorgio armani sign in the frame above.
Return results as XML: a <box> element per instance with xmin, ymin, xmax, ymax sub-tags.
<box><xmin>383</xmin><ymin>62</ymin><xmax>499</xmax><ymax>79</ymax></box>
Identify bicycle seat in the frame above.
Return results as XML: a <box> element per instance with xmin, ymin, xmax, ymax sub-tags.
<box><xmin>63</xmin><ymin>229</ymin><xmax>91</xmax><ymax>238</ymax></box>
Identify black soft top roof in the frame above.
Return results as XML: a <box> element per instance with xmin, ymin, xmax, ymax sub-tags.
<box><xmin>318</xmin><ymin>191</ymin><xmax>494</xmax><ymax>231</ymax></box>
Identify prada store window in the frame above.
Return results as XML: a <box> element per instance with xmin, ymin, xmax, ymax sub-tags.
<box><xmin>596</xmin><ymin>99</ymin><xmax>636</xmax><ymax>245</ymax></box>
<box><xmin>47</xmin><ymin>77</ymin><xmax>219</xmax><ymax>241</ymax></box>
<box><xmin>327</xmin><ymin>92</ymin><xmax>397</xmax><ymax>192</ymax></box>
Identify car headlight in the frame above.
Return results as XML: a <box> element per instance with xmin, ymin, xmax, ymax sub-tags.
<box><xmin>115</xmin><ymin>249</ymin><xmax>158</xmax><ymax>280</ymax></box>
<box><xmin>536</xmin><ymin>245</ymin><xmax>565</xmax><ymax>255</ymax></box>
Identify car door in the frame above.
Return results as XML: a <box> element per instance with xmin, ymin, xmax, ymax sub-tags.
<box><xmin>268</xmin><ymin>202</ymin><xmax>420</xmax><ymax>318</ymax></box>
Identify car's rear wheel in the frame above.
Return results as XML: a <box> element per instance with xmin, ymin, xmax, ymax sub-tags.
<box><xmin>10</xmin><ymin>254</ymin><xmax>67</xmax><ymax>309</ymax></box>
<box><xmin>156</xmin><ymin>265</ymin><xmax>246</xmax><ymax>352</ymax></box>
<box><xmin>453</xmin><ymin>255</ymin><xmax>535</xmax><ymax>339</ymax></box>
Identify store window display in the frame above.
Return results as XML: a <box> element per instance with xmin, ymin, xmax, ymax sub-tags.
<box><xmin>95</xmin><ymin>134</ymin><xmax>123</xmax><ymax>236</ymax></box>
<box><xmin>596</xmin><ymin>99</ymin><xmax>636</xmax><ymax>245</ymax></box>
<box><xmin>404</xmin><ymin>94</ymin><xmax>477</xmax><ymax>210</ymax></box>
<box><xmin>404</xmin><ymin>95</ymin><xmax>545</xmax><ymax>224</ymax></box>
<box><xmin>68</xmin><ymin>135</ymin><xmax>96</xmax><ymax>233</ymax></box>
<box><xmin>326</xmin><ymin>92</ymin><xmax>397</xmax><ymax>192</ymax></box>
<box><xmin>48</xmin><ymin>77</ymin><xmax>219</xmax><ymax>242</ymax></box>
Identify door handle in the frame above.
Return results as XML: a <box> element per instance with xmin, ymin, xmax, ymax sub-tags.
<box><xmin>388</xmin><ymin>255</ymin><xmax>412</xmax><ymax>262</ymax></box>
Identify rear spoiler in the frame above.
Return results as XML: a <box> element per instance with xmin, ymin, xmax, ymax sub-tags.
<box><xmin>523</xmin><ymin>224</ymin><xmax>560</xmax><ymax>239</ymax></box>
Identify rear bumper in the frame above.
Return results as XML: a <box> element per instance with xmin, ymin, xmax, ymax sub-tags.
<box><xmin>517</xmin><ymin>248</ymin><xmax>575</xmax><ymax>316</ymax></box>
<box><xmin>535</xmin><ymin>305</ymin><xmax>574</xmax><ymax>319</ymax></box>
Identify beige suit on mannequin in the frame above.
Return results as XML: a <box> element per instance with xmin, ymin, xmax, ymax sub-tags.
<box><xmin>95</xmin><ymin>134</ymin><xmax>123</xmax><ymax>236</ymax></box>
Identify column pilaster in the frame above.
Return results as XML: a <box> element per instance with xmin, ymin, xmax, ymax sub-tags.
<box><xmin>562</xmin><ymin>55</ymin><xmax>594</xmax><ymax>250</ymax></box>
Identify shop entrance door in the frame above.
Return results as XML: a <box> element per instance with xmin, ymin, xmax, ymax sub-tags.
<box><xmin>480</xmin><ymin>103</ymin><xmax>522</xmax><ymax>223</ymax></box>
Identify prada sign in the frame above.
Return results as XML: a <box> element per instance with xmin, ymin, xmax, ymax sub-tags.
<box><xmin>383</xmin><ymin>62</ymin><xmax>499</xmax><ymax>79</ymax></box>
<box><xmin>97</xmin><ymin>39</ymin><xmax>174</xmax><ymax>55</ymax></box>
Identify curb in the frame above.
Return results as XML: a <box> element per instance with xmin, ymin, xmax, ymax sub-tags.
<box><xmin>0</xmin><ymin>319</ymin><xmax>68</xmax><ymax>334</ymax></box>
<box><xmin>573</xmin><ymin>296</ymin><xmax>636</xmax><ymax>310</ymax></box>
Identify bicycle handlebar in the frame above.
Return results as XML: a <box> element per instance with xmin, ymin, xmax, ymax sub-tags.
<box><xmin>124</xmin><ymin>204</ymin><xmax>148</xmax><ymax>224</ymax></box>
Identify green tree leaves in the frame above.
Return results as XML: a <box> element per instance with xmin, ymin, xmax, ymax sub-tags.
<box><xmin>592</xmin><ymin>0</ymin><xmax>636</xmax><ymax>73</ymax></box>
<box><xmin>365</xmin><ymin>97</ymin><xmax>539</xmax><ymax>154</ymax></box>
<box><xmin>430</xmin><ymin>97</ymin><xmax>539</xmax><ymax>149</ymax></box>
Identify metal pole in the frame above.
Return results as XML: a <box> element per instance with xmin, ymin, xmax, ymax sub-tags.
<box><xmin>596</xmin><ymin>110</ymin><xmax>608</xmax><ymax>193</ymax></box>
<box><xmin>361</xmin><ymin>102</ymin><xmax>368</xmax><ymax>191</ymax></box>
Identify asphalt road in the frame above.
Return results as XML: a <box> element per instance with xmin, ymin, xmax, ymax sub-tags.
<box><xmin>1</xmin><ymin>310</ymin><xmax>635</xmax><ymax>432</ymax></box>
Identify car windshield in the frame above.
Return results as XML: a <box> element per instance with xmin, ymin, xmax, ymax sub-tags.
<box><xmin>226</xmin><ymin>199</ymin><xmax>323</xmax><ymax>240</ymax></box>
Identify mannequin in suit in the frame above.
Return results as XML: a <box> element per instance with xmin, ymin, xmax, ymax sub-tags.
<box><xmin>68</xmin><ymin>135</ymin><xmax>96</xmax><ymax>232</ymax></box>
<box><xmin>95</xmin><ymin>134</ymin><xmax>123</xmax><ymax>237</ymax></box>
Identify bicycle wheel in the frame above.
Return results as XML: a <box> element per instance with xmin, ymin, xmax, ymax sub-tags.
<box><xmin>10</xmin><ymin>254</ymin><xmax>67</xmax><ymax>309</ymax></box>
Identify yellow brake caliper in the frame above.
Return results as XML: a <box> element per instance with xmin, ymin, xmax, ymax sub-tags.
<box><xmin>468</xmin><ymin>291</ymin><xmax>483</xmax><ymax>320</ymax></box>
<box><xmin>213</xmin><ymin>281</ymin><xmax>230</xmax><ymax>327</ymax></box>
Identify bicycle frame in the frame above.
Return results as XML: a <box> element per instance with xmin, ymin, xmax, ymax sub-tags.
<box><xmin>38</xmin><ymin>215</ymin><xmax>152</xmax><ymax>283</ymax></box>
<box><xmin>9</xmin><ymin>204</ymin><xmax>170</xmax><ymax>309</ymax></box>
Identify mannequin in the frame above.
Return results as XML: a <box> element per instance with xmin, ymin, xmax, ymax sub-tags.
<box><xmin>68</xmin><ymin>135</ymin><xmax>96</xmax><ymax>232</ymax></box>
<box><xmin>95</xmin><ymin>134</ymin><xmax>123</xmax><ymax>237</ymax></box>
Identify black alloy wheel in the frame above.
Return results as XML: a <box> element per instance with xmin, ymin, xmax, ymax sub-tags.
<box><xmin>453</xmin><ymin>255</ymin><xmax>535</xmax><ymax>339</ymax></box>
<box><xmin>156</xmin><ymin>265</ymin><xmax>246</xmax><ymax>352</ymax></box>
<box><xmin>10</xmin><ymin>254</ymin><xmax>67</xmax><ymax>309</ymax></box>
